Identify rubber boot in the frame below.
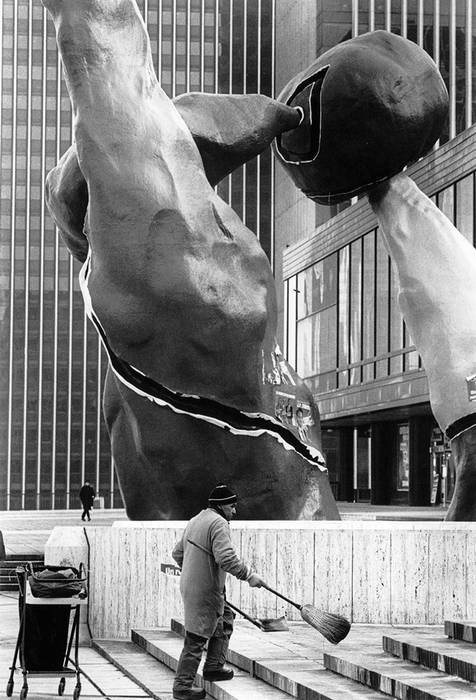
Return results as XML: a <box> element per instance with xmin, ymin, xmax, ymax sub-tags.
<box><xmin>173</xmin><ymin>632</ymin><xmax>206</xmax><ymax>700</ymax></box>
<box><xmin>172</xmin><ymin>687</ymin><xmax>205</xmax><ymax>700</ymax></box>
<box><xmin>203</xmin><ymin>603</ymin><xmax>234</xmax><ymax>681</ymax></box>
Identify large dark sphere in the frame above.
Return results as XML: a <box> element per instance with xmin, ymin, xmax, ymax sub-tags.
<box><xmin>274</xmin><ymin>30</ymin><xmax>448</xmax><ymax>204</ymax></box>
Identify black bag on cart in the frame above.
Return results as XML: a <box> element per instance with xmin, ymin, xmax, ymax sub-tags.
<box><xmin>28</xmin><ymin>566</ymin><xmax>84</xmax><ymax>598</ymax></box>
<box><xmin>22</xmin><ymin>565</ymin><xmax>87</xmax><ymax>671</ymax></box>
<box><xmin>22</xmin><ymin>605</ymin><xmax>71</xmax><ymax>672</ymax></box>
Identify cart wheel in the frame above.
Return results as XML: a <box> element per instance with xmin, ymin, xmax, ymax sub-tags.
<box><xmin>6</xmin><ymin>680</ymin><xmax>14</xmax><ymax>697</ymax></box>
<box><xmin>73</xmin><ymin>684</ymin><xmax>81</xmax><ymax>700</ymax></box>
<box><xmin>58</xmin><ymin>677</ymin><xmax>66</xmax><ymax>696</ymax></box>
<box><xmin>20</xmin><ymin>686</ymin><xmax>28</xmax><ymax>700</ymax></box>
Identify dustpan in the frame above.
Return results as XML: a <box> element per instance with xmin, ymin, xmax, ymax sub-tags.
<box><xmin>226</xmin><ymin>599</ymin><xmax>289</xmax><ymax>632</ymax></box>
<box><xmin>256</xmin><ymin>615</ymin><xmax>289</xmax><ymax>632</ymax></box>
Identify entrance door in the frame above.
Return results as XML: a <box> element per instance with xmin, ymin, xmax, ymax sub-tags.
<box><xmin>429</xmin><ymin>427</ymin><xmax>454</xmax><ymax>506</ymax></box>
<box><xmin>353</xmin><ymin>426</ymin><xmax>371</xmax><ymax>501</ymax></box>
<box><xmin>396</xmin><ymin>423</ymin><xmax>410</xmax><ymax>492</ymax></box>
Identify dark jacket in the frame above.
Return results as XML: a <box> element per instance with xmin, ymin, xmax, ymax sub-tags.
<box><xmin>79</xmin><ymin>484</ymin><xmax>95</xmax><ymax>507</ymax></box>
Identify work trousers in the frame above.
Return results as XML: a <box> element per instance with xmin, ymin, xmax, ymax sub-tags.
<box><xmin>173</xmin><ymin>602</ymin><xmax>234</xmax><ymax>692</ymax></box>
<box><xmin>81</xmin><ymin>506</ymin><xmax>91</xmax><ymax>521</ymax></box>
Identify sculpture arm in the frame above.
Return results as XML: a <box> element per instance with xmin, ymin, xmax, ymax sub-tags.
<box><xmin>173</xmin><ymin>92</ymin><xmax>302</xmax><ymax>186</ymax></box>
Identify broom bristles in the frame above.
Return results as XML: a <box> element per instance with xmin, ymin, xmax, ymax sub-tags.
<box><xmin>300</xmin><ymin>604</ymin><xmax>351</xmax><ymax>644</ymax></box>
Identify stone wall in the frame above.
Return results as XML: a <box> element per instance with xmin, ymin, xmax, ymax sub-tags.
<box><xmin>45</xmin><ymin>521</ymin><xmax>476</xmax><ymax>639</ymax></box>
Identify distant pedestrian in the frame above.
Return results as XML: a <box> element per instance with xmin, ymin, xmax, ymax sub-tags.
<box><xmin>79</xmin><ymin>480</ymin><xmax>95</xmax><ymax>521</ymax></box>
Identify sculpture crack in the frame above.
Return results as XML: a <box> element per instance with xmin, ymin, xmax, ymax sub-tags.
<box><xmin>80</xmin><ymin>252</ymin><xmax>325</xmax><ymax>471</ymax></box>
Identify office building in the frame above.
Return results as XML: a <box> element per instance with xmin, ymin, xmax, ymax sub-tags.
<box><xmin>276</xmin><ymin>1</ymin><xmax>475</xmax><ymax>506</ymax></box>
<box><xmin>0</xmin><ymin>0</ymin><xmax>275</xmax><ymax>509</ymax></box>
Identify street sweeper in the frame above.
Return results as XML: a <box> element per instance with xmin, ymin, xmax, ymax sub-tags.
<box><xmin>171</xmin><ymin>484</ymin><xmax>266</xmax><ymax>700</ymax></box>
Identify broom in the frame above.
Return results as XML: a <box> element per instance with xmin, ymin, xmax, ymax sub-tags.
<box><xmin>262</xmin><ymin>583</ymin><xmax>350</xmax><ymax>644</ymax></box>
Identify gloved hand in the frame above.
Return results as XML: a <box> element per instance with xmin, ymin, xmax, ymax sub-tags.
<box><xmin>247</xmin><ymin>572</ymin><xmax>266</xmax><ymax>588</ymax></box>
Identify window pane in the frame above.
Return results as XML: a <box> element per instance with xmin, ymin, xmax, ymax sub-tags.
<box><xmin>297</xmin><ymin>271</ymin><xmax>306</xmax><ymax>320</ymax></box>
<box><xmin>438</xmin><ymin>185</ymin><xmax>455</xmax><ymax>224</ymax></box>
<box><xmin>297</xmin><ymin>306</ymin><xmax>337</xmax><ymax>378</ymax></box>
<box><xmin>297</xmin><ymin>255</ymin><xmax>337</xmax><ymax>319</ymax></box>
<box><xmin>403</xmin><ymin>320</ymin><xmax>420</xmax><ymax>371</ymax></box>
<box><xmin>338</xmin><ymin>246</ymin><xmax>350</xmax><ymax>372</ymax></box>
<box><xmin>375</xmin><ymin>232</ymin><xmax>389</xmax><ymax>378</ymax></box>
<box><xmin>389</xmin><ymin>260</ymin><xmax>403</xmax><ymax>374</ymax></box>
<box><xmin>349</xmin><ymin>239</ymin><xmax>362</xmax><ymax>384</ymax></box>
<box><xmin>283</xmin><ymin>280</ymin><xmax>289</xmax><ymax>359</ymax></box>
<box><xmin>287</xmin><ymin>276</ymin><xmax>297</xmax><ymax>370</ymax></box>
<box><xmin>306</xmin><ymin>372</ymin><xmax>336</xmax><ymax>394</ymax></box>
<box><xmin>362</xmin><ymin>230</ymin><xmax>375</xmax><ymax>382</ymax></box>
<box><xmin>456</xmin><ymin>174</ymin><xmax>474</xmax><ymax>243</ymax></box>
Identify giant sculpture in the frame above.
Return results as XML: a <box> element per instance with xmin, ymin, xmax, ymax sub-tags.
<box><xmin>42</xmin><ymin>0</ymin><xmax>339</xmax><ymax>520</ymax></box>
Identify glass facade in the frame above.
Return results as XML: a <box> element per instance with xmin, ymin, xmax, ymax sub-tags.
<box><xmin>285</xmin><ymin>173</ymin><xmax>476</xmax><ymax>394</ymax></box>
<box><xmin>275</xmin><ymin>1</ymin><xmax>476</xmax><ymax>507</ymax></box>
<box><xmin>0</xmin><ymin>0</ymin><xmax>275</xmax><ymax>509</ymax></box>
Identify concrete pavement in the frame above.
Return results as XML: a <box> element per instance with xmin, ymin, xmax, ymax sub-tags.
<box><xmin>0</xmin><ymin>590</ymin><xmax>152</xmax><ymax>700</ymax></box>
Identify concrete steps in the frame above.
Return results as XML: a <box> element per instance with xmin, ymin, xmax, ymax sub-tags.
<box><xmin>92</xmin><ymin>638</ymin><xmax>180</xmax><ymax>700</ymax></box>
<box><xmin>383</xmin><ymin>631</ymin><xmax>476</xmax><ymax>682</ymax></box>
<box><xmin>445</xmin><ymin>621</ymin><xmax>476</xmax><ymax>644</ymax></box>
<box><xmin>0</xmin><ymin>528</ymin><xmax>46</xmax><ymax>591</ymax></box>
<box><xmin>323</xmin><ymin>646</ymin><xmax>476</xmax><ymax>699</ymax></box>
<box><xmin>133</xmin><ymin>623</ymin><xmax>388</xmax><ymax>699</ymax></box>
<box><xmin>0</xmin><ymin>559</ymin><xmax>43</xmax><ymax>592</ymax></box>
<box><xmin>132</xmin><ymin>628</ymin><xmax>296</xmax><ymax>700</ymax></box>
<box><xmin>93</xmin><ymin>619</ymin><xmax>476</xmax><ymax>700</ymax></box>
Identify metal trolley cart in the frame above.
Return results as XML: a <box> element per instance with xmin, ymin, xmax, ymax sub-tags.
<box><xmin>6</xmin><ymin>563</ymin><xmax>88</xmax><ymax>700</ymax></box>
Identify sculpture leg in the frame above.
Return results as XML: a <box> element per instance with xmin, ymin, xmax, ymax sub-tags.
<box><xmin>370</xmin><ymin>174</ymin><xmax>476</xmax><ymax>520</ymax></box>
<box><xmin>446</xmin><ymin>429</ymin><xmax>476</xmax><ymax>520</ymax></box>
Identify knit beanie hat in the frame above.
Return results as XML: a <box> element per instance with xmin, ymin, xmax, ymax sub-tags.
<box><xmin>208</xmin><ymin>484</ymin><xmax>237</xmax><ymax>505</ymax></box>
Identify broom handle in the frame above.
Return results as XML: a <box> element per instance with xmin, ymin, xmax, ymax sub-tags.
<box><xmin>188</xmin><ymin>540</ymin><xmax>300</xmax><ymax>611</ymax></box>
<box><xmin>225</xmin><ymin>598</ymin><xmax>264</xmax><ymax>630</ymax></box>
<box><xmin>262</xmin><ymin>583</ymin><xmax>302</xmax><ymax>611</ymax></box>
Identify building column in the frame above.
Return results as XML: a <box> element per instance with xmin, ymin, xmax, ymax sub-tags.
<box><xmin>408</xmin><ymin>415</ymin><xmax>434</xmax><ymax>506</ymax></box>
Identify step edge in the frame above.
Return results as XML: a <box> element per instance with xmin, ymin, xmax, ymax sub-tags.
<box><xmin>133</xmin><ymin>628</ymin><xmax>390</xmax><ymax>700</ymax></box>
<box><xmin>131</xmin><ymin>629</ymin><xmax>298</xmax><ymax>699</ymax></box>
<box><xmin>444</xmin><ymin>621</ymin><xmax>476</xmax><ymax>644</ymax></box>
<box><xmin>382</xmin><ymin>635</ymin><xmax>476</xmax><ymax>682</ymax></box>
<box><xmin>92</xmin><ymin>639</ymin><xmax>168</xmax><ymax>700</ymax></box>
<box><xmin>323</xmin><ymin>651</ymin><xmax>476</xmax><ymax>698</ymax></box>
